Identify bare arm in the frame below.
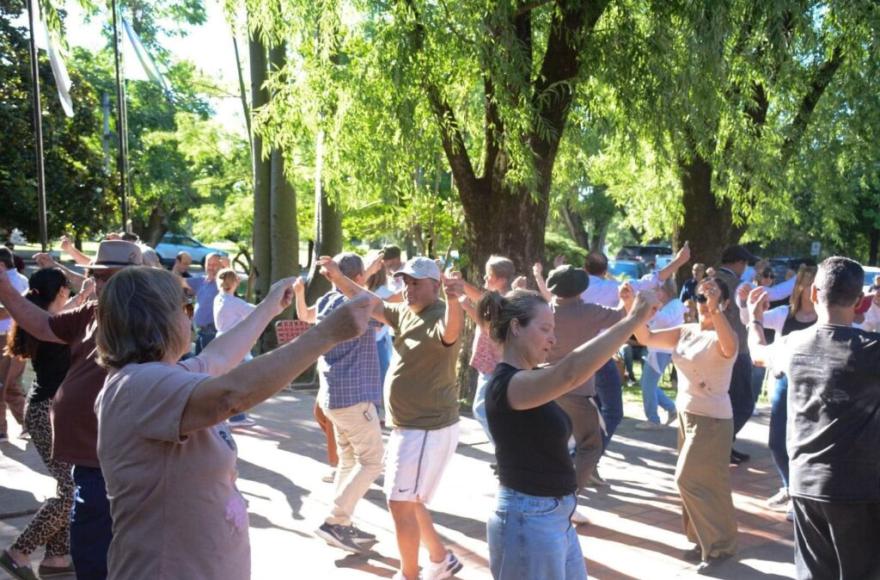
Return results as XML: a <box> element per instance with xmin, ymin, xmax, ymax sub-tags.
<box><xmin>461</xmin><ymin>278</ymin><xmax>483</xmax><ymax>303</ymax></box>
<box><xmin>532</xmin><ymin>263</ymin><xmax>553</xmax><ymax>302</ymax></box>
<box><xmin>506</xmin><ymin>292</ymin><xmax>660</xmax><ymax>410</ymax></box>
<box><xmin>656</xmin><ymin>241</ymin><xmax>691</xmax><ymax>283</ymax></box>
<box><xmin>746</xmin><ymin>287</ymin><xmax>772</xmax><ymax>367</ymax></box>
<box><xmin>701</xmin><ymin>279</ymin><xmax>737</xmax><ymax>359</ymax></box>
<box><xmin>34</xmin><ymin>252</ymin><xmax>86</xmax><ymax>291</ymax></box>
<box><xmin>440</xmin><ymin>273</ymin><xmax>464</xmax><ymax>345</ymax></box>
<box><xmin>0</xmin><ymin>265</ymin><xmax>62</xmax><ymax>343</ymax></box>
<box><xmin>292</xmin><ymin>278</ymin><xmax>316</xmax><ymax>324</ymax></box>
<box><xmin>459</xmin><ymin>296</ymin><xmax>478</xmax><ymax>323</ymax></box>
<box><xmin>181</xmin><ymin>294</ymin><xmax>376</xmax><ymax>435</ymax></box>
<box><xmin>620</xmin><ymin>282</ymin><xmax>681</xmax><ymax>349</ymax></box>
<box><xmin>60</xmin><ymin>236</ymin><xmax>92</xmax><ymax>266</ymax></box>
<box><xmin>197</xmin><ymin>277</ymin><xmax>295</xmax><ymax>374</ymax></box>
<box><xmin>318</xmin><ymin>256</ymin><xmax>389</xmax><ymax>324</ymax></box>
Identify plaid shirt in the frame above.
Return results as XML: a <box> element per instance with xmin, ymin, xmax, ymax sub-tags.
<box><xmin>316</xmin><ymin>291</ymin><xmax>382</xmax><ymax>410</ymax></box>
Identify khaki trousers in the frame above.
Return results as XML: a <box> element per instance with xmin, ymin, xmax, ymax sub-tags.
<box><xmin>323</xmin><ymin>401</ymin><xmax>384</xmax><ymax>526</ymax></box>
<box><xmin>675</xmin><ymin>411</ymin><xmax>738</xmax><ymax>560</ymax></box>
<box><xmin>556</xmin><ymin>393</ymin><xmax>603</xmax><ymax>491</ymax></box>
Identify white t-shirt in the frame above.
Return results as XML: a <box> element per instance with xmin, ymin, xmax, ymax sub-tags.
<box><xmin>0</xmin><ymin>269</ymin><xmax>29</xmax><ymax>334</ymax></box>
<box><xmin>672</xmin><ymin>324</ymin><xmax>737</xmax><ymax>419</ymax></box>
<box><xmin>213</xmin><ymin>293</ymin><xmax>256</xmax><ymax>336</ymax></box>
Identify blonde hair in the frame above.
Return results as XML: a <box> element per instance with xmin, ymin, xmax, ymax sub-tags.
<box><xmin>789</xmin><ymin>264</ymin><xmax>818</xmax><ymax>318</ymax></box>
<box><xmin>217</xmin><ymin>268</ymin><xmax>239</xmax><ymax>293</ymax></box>
<box><xmin>96</xmin><ymin>267</ymin><xmax>190</xmax><ymax>369</ymax></box>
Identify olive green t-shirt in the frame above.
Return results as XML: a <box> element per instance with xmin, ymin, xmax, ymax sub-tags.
<box><xmin>384</xmin><ymin>301</ymin><xmax>461</xmax><ymax>430</ymax></box>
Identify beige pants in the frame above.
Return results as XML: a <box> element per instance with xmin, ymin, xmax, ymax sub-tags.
<box><xmin>556</xmin><ymin>393</ymin><xmax>603</xmax><ymax>491</ymax></box>
<box><xmin>675</xmin><ymin>411</ymin><xmax>738</xmax><ymax>560</ymax></box>
<box><xmin>323</xmin><ymin>401</ymin><xmax>384</xmax><ymax>526</ymax></box>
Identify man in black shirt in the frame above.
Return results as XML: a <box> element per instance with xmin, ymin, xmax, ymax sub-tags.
<box><xmin>757</xmin><ymin>257</ymin><xmax>880</xmax><ymax>580</ymax></box>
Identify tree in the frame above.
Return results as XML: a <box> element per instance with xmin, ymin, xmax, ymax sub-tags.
<box><xmin>0</xmin><ymin>3</ymin><xmax>114</xmax><ymax>241</ymax></box>
<box><xmin>590</xmin><ymin>1</ymin><xmax>877</xmax><ymax>270</ymax></box>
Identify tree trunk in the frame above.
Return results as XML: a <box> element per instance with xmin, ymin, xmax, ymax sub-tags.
<box><xmin>673</xmin><ymin>153</ymin><xmax>743</xmax><ymax>284</ymax></box>
<box><xmin>133</xmin><ymin>206</ymin><xmax>167</xmax><ymax>248</ymax></box>
<box><xmin>560</xmin><ymin>202</ymin><xmax>590</xmax><ymax>251</ymax></box>
<box><xmin>306</xmin><ymin>187</ymin><xmax>343</xmax><ymax>305</ymax></box>
<box><xmin>249</xmin><ymin>35</ymin><xmax>271</xmax><ymax>304</ymax></box>
<box><xmin>869</xmin><ymin>226</ymin><xmax>879</xmax><ymax>267</ymax></box>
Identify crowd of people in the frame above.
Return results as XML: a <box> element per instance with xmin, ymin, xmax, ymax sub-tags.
<box><xmin>0</xmin><ymin>234</ymin><xmax>878</xmax><ymax>580</ymax></box>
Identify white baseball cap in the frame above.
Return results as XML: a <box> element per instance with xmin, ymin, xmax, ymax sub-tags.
<box><xmin>394</xmin><ymin>257</ymin><xmax>441</xmax><ymax>282</ymax></box>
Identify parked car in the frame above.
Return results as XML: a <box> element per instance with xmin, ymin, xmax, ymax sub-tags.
<box><xmin>768</xmin><ymin>257</ymin><xmax>817</xmax><ymax>282</ymax></box>
<box><xmin>608</xmin><ymin>259</ymin><xmax>648</xmax><ymax>281</ymax></box>
<box><xmin>154</xmin><ymin>233</ymin><xmax>228</xmax><ymax>267</ymax></box>
<box><xmin>615</xmin><ymin>244</ymin><xmax>673</xmax><ymax>264</ymax></box>
<box><xmin>863</xmin><ymin>266</ymin><xmax>880</xmax><ymax>292</ymax></box>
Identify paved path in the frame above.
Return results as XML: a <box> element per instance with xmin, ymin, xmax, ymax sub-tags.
<box><xmin>1</xmin><ymin>380</ymin><xmax>794</xmax><ymax>579</ymax></box>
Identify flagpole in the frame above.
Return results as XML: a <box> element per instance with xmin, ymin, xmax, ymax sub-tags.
<box><xmin>25</xmin><ymin>0</ymin><xmax>49</xmax><ymax>251</ymax></box>
<box><xmin>110</xmin><ymin>0</ymin><xmax>131</xmax><ymax>233</ymax></box>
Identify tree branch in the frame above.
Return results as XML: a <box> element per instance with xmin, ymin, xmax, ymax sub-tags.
<box><xmin>780</xmin><ymin>46</ymin><xmax>844</xmax><ymax>164</ymax></box>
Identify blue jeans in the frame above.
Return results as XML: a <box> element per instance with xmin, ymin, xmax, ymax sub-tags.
<box><xmin>71</xmin><ymin>466</ymin><xmax>112</xmax><ymax>580</ymax></box>
<box><xmin>194</xmin><ymin>324</ymin><xmax>216</xmax><ymax>355</ymax></box>
<box><xmin>751</xmin><ymin>365</ymin><xmax>767</xmax><ymax>404</ymax></box>
<box><xmin>488</xmin><ymin>487</ymin><xmax>587</xmax><ymax>580</ymax></box>
<box><xmin>376</xmin><ymin>333</ymin><xmax>393</xmax><ymax>383</ymax></box>
<box><xmin>768</xmin><ymin>375</ymin><xmax>789</xmax><ymax>488</ymax></box>
<box><xmin>640</xmin><ymin>352</ymin><xmax>676</xmax><ymax>424</ymax></box>
<box><xmin>595</xmin><ymin>359</ymin><xmax>622</xmax><ymax>450</ymax></box>
<box><xmin>472</xmin><ymin>372</ymin><xmax>494</xmax><ymax>444</ymax></box>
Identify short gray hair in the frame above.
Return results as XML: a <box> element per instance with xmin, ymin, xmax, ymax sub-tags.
<box><xmin>96</xmin><ymin>267</ymin><xmax>190</xmax><ymax>369</ymax></box>
<box><xmin>334</xmin><ymin>252</ymin><xmax>364</xmax><ymax>279</ymax></box>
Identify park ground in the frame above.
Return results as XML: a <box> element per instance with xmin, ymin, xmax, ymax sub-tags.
<box><xmin>1</xmin><ymin>361</ymin><xmax>794</xmax><ymax>580</ymax></box>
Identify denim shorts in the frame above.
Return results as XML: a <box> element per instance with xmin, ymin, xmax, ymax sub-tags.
<box><xmin>487</xmin><ymin>486</ymin><xmax>587</xmax><ymax>579</ymax></box>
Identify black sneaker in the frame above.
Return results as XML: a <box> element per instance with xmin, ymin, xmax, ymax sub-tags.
<box><xmin>730</xmin><ymin>448</ymin><xmax>750</xmax><ymax>464</ymax></box>
<box><xmin>349</xmin><ymin>525</ymin><xmax>376</xmax><ymax>544</ymax></box>
<box><xmin>315</xmin><ymin>523</ymin><xmax>364</xmax><ymax>553</ymax></box>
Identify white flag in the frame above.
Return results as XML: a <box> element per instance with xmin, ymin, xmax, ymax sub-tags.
<box><xmin>34</xmin><ymin>1</ymin><xmax>74</xmax><ymax>117</ymax></box>
<box><xmin>121</xmin><ymin>18</ymin><xmax>169</xmax><ymax>93</ymax></box>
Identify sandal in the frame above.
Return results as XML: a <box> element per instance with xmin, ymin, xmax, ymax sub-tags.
<box><xmin>38</xmin><ymin>562</ymin><xmax>76</xmax><ymax>577</ymax></box>
<box><xmin>0</xmin><ymin>550</ymin><xmax>39</xmax><ymax>580</ymax></box>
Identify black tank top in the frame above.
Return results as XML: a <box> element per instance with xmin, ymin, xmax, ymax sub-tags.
<box><xmin>782</xmin><ymin>314</ymin><xmax>816</xmax><ymax>336</ymax></box>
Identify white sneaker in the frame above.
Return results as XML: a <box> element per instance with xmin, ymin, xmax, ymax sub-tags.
<box><xmin>423</xmin><ymin>550</ymin><xmax>463</xmax><ymax>580</ymax></box>
<box><xmin>571</xmin><ymin>508</ymin><xmax>591</xmax><ymax>525</ymax></box>
<box><xmin>766</xmin><ymin>488</ymin><xmax>790</xmax><ymax>512</ymax></box>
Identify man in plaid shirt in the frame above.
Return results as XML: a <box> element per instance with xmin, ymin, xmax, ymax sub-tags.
<box><xmin>294</xmin><ymin>253</ymin><xmax>384</xmax><ymax>553</ymax></box>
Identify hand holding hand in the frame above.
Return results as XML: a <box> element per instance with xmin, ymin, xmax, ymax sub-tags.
<box><xmin>747</xmin><ymin>287</ymin><xmax>769</xmax><ymax>323</ymax></box>
<box><xmin>292</xmin><ymin>277</ymin><xmax>306</xmax><ymax>296</ymax></box>
<box><xmin>321</xmin><ymin>292</ymin><xmax>378</xmax><ymax>343</ymax></box>
<box><xmin>442</xmin><ymin>271</ymin><xmax>464</xmax><ymax>300</ymax></box>
<box><xmin>77</xmin><ymin>277</ymin><xmax>96</xmax><ymax>304</ymax></box>
<box><xmin>317</xmin><ymin>256</ymin><xmax>342</xmax><ymax>282</ymax></box>
<box><xmin>736</xmin><ymin>282</ymin><xmax>753</xmax><ymax>305</ymax></box>
<box><xmin>33</xmin><ymin>252</ymin><xmax>56</xmax><ymax>269</ymax></box>
<box><xmin>511</xmin><ymin>275</ymin><xmax>527</xmax><ymax>290</ymax></box>
<box><xmin>532</xmin><ymin>262</ymin><xmax>543</xmax><ymax>278</ymax></box>
<box><xmin>263</xmin><ymin>276</ymin><xmax>297</xmax><ymax>315</ymax></box>
<box><xmin>630</xmin><ymin>290</ymin><xmax>661</xmax><ymax>324</ymax></box>
<box><xmin>60</xmin><ymin>235</ymin><xmax>74</xmax><ymax>252</ymax></box>
<box><xmin>619</xmin><ymin>282</ymin><xmax>635</xmax><ymax>309</ymax></box>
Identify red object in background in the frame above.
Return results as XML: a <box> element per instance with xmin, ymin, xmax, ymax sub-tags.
<box><xmin>856</xmin><ymin>295</ymin><xmax>873</xmax><ymax>315</ymax></box>
<box><xmin>275</xmin><ymin>319</ymin><xmax>312</xmax><ymax>344</ymax></box>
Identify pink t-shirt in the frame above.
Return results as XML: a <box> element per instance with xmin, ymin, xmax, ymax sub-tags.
<box><xmin>469</xmin><ymin>325</ymin><xmax>501</xmax><ymax>376</ymax></box>
<box><xmin>95</xmin><ymin>358</ymin><xmax>249</xmax><ymax>580</ymax></box>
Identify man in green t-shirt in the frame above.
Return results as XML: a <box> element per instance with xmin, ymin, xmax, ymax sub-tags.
<box><xmin>318</xmin><ymin>255</ymin><xmax>465</xmax><ymax>580</ymax></box>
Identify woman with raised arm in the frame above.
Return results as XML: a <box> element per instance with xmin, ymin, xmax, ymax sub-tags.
<box><xmin>0</xmin><ymin>269</ymin><xmax>74</xmax><ymax>579</ymax></box>
<box><xmin>92</xmin><ymin>267</ymin><xmax>374</xmax><ymax>580</ymax></box>
<box><xmin>479</xmin><ymin>288</ymin><xmax>658</xmax><ymax>579</ymax></box>
<box><xmin>624</xmin><ymin>278</ymin><xmax>739</xmax><ymax>574</ymax></box>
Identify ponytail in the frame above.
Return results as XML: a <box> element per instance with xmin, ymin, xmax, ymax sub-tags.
<box><xmin>477</xmin><ymin>289</ymin><xmax>547</xmax><ymax>343</ymax></box>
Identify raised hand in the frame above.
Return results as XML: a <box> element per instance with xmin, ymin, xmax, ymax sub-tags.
<box><xmin>619</xmin><ymin>282</ymin><xmax>635</xmax><ymax>309</ymax></box>
<box><xmin>631</xmin><ymin>290</ymin><xmax>661</xmax><ymax>323</ymax></box>
<box><xmin>736</xmin><ymin>282</ymin><xmax>753</xmax><ymax>305</ymax></box>
<box><xmin>698</xmin><ymin>279</ymin><xmax>724</xmax><ymax>311</ymax></box>
<box><xmin>747</xmin><ymin>286</ymin><xmax>769</xmax><ymax>323</ymax></box>
<box><xmin>674</xmin><ymin>241</ymin><xmax>691</xmax><ymax>265</ymax></box>
<box><xmin>33</xmin><ymin>252</ymin><xmax>56</xmax><ymax>269</ymax></box>
<box><xmin>511</xmin><ymin>275</ymin><xmax>528</xmax><ymax>290</ymax></box>
<box><xmin>292</xmin><ymin>276</ymin><xmax>306</xmax><ymax>296</ymax></box>
<box><xmin>442</xmin><ymin>271</ymin><xmax>464</xmax><ymax>300</ymax></box>
<box><xmin>263</xmin><ymin>276</ymin><xmax>297</xmax><ymax>315</ymax></box>
<box><xmin>320</xmin><ymin>293</ymin><xmax>378</xmax><ymax>342</ymax></box>
<box><xmin>553</xmin><ymin>254</ymin><xmax>566</xmax><ymax>268</ymax></box>
<box><xmin>532</xmin><ymin>262</ymin><xmax>543</xmax><ymax>278</ymax></box>
<box><xmin>60</xmin><ymin>235</ymin><xmax>74</xmax><ymax>252</ymax></box>
<box><xmin>317</xmin><ymin>255</ymin><xmax>342</xmax><ymax>282</ymax></box>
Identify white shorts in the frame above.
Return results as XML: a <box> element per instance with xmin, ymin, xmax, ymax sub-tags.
<box><xmin>384</xmin><ymin>422</ymin><xmax>460</xmax><ymax>504</ymax></box>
